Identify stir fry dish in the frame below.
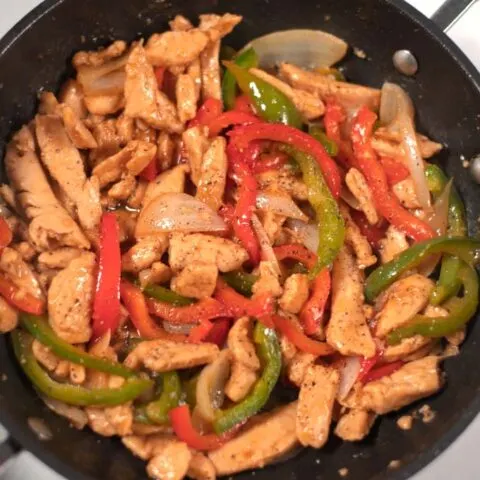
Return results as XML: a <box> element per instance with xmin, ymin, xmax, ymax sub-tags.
<box><xmin>1</xmin><ymin>13</ymin><xmax>479</xmax><ymax>480</ymax></box>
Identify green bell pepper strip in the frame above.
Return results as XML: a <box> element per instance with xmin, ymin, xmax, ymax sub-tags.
<box><xmin>222</xmin><ymin>271</ymin><xmax>257</xmax><ymax>297</ymax></box>
<box><xmin>222</xmin><ymin>47</ymin><xmax>259</xmax><ymax>110</ymax></box>
<box><xmin>309</xmin><ymin>125</ymin><xmax>339</xmax><ymax>157</ymax></box>
<box><xmin>20</xmin><ymin>314</ymin><xmax>136</xmax><ymax>378</ymax></box>
<box><xmin>213</xmin><ymin>322</ymin><xmax>281</xmax><ymax>434</ymax></box>
<box><xmin>223</xmin><ymin>61</ymin><xmax>303</xmax><ymax>128</ymax></box>
<box><xmin>143</xmin><ymin>284</ymin><xmax>195</xmax><ymax>306</ymax></box>
<box><xmin>11</xmin><ymin>331</ymin><xmax>153</xmax><ymax>406</ymax></box>
<box><xmin>387</xmin><ymin>261</ymin><xmax>479</xmax><ymax>344</ymax></box>
<box><xmin>135</xmin><ymin>371</ymin><xmax>182</xmax><ymax>425</ymax></box>
<box><xmin>364</xmin><ymin>236</ymin><xmax>480</xmax><ymax>303</ymax></box>
<box><xmin>425</xmin><ymin>164</ymin><xmax>468</xmax><ymax>305</ymax></box>
<box><xmin>285</xmin><ymin>147</ymin><xmax>345</xmax><ymax>279</ymax></box>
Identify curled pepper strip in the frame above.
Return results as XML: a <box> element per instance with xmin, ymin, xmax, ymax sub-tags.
<box><xmin>207</xmin><ymin>111</ymin><xmax>261</xmax><ymax>137</ymax></box>
<box><xmin>0</xmin><ymin>275</ymin><xmax>45</xmax><ymax>315</ymax></box>
<box><xmin>387</xmin><ymin>261</ymin><xmax>479</xmax><ymax>344</ymax></box>
<box><xmin>213</xmin><ymin>322</ymin><xmax>281</xmax><ymax>434</ymax></box>
<box><xmin>350</xmin><ymin>106</ymin><xmax>434</xmax><ymax>242</ymax></box>
<box><xmin>20</xmin><ymin>313</ymin><xmax>137</xmax><ymax>378</ymax></box>
<box><xmin>365</xmin><ymin>236</ymin><xmax>480</xmax><ymax>302</ymax></box>
<box><xmin>189</xmin><ymin>98</ymin><xmax>223</xmax><ymax>128</ymax></box>
<box><xmin>12</xmin><ymin>331</ymin><xmax>152</xmax><ymax>406</ymax></box>
<box><xmin>222</xmin><ymin>271</ymin><xmax>257</xmax><ymax>297</ymax></box>
<box><xmin>229</xmin><ymin>123</ymin><xmax>342</xmax><ymax>198</ymax></box>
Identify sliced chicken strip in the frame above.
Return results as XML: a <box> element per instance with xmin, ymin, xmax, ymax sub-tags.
<box><xmin>124</xmin><ymin>339</ymin><xmax>219</xmax><ymax>372</ymax></box>
<box><xmin>196</xmin><ymin>136</ymin><xmax>227</xmax><ymax>211</ymax></box>
<box><xmin>345</xmin><ymin>168</ymin><xmax>379</xmax><ymax>225</ymax></box>
<box><xmin>199</xmin><ymin>13</ymin><xmax>243</xmax><ymax>42</ymax></box>
<box><xmin>287</xmin><ymin>351</ymin><xmax>317</xmax><ymax>387</ymax></box>
<box><xmin>0</xmin><ymin>297</ymin><xmax>18</xmax><ymax>333</ymax></box>
<box><xmin>5</xmin><ymin>126</ymin><xmax>89</xmax><ymax>250</ymax></box>
<box><xmin>378</xmin><ymin>225</ymin><xmax>409</xmax><ymax>264</ymax></box>
<box><xmin>35</xmin><ymin>114</ymin><xmax>102</xmax><ymax>232</ymax></box>
<box><xmin>171</xmin><ymin>262</ymin><xmax>218</xmax><ymax>299</ymax></box>
<box><xmin>84</xmin><ymin>94</ymin><xmax>124</xmax><ymax>116</ymax></box>
<box><xmin>188</xmin><ymin>453</ymin><xmax>216</xmax><ymax>480</ymax></box>
<box><xmin>169</xmin><ymin>15</ymin><xmax>194</xmax><ymax>32</ymax></box>
<box><xmin>208</xmin><ymin>402</ymin><xmax>298</xmax><ymax>475</ymax></box>
<box><xmin>251</xmin><ymin>260</ymin><xmax>283</xmax><ymax>298</ymax></box>
<box><xmin>279</xmin><ymin>62</ymin><xmax>380</xmax><ymax>111</ymax></box>
<box><xmin>47</xmin><ymin>252</ymin><xmax>95</xmax><ymax>344</ymax></box>
<box><xmin>227</xmin><ymin>316</ymin><xmax>260</xmax><ymax>371</ymax></box>
<box><xmin>249</xmin><ymin>68</ymin><xmax>325</xmax><ymax>120</ymax></box>
<box><xmin>125</xmin><ymin>44</ymin><xmax>182</xmax><ymax>132</ymax></box>
<box><xmin>73</xmin><ymin>40</ymin><xmax>127</xmax><ymax>68</ymax></box>
<box><xmin>279</xmin><ymin>273</ymin><xmax>309</xmax><ymax>314</ymax></box>
<box><xmin>225</xmin><ymin>361</ymin><xmax>258</xmax><ymax>402</ymax></box>
<box><xmin>59</xmin><ymin>79</ymin><xmax>87</xmax><ymax>119</ymax></box>
<box><xmin>37</xmin><ymin>248</ymin><xmax>83</xmax><ymax>270</ymax></box>
<box><xmin>85</xmin><ymin>405</ymin><xmax>133</xmax><ymax>437</ymax></box>
<box><xmin>142</xmin><ymin>165</ymin><xmax>189</xmax><ymax>208</ymax></box>
<box><xmin>334</xmin><ymin>409</ymin><xmax>376</xmax><ymax>441</ymax></box>
<box><xmin>108</xmin><ymin>174</ymin><xmax>136</xmax><ymax>201</ymax></box>
<box><xmin>327</xmin><ymin>245</ymin><xmax>376</xmax><ymax>358</ymax></box>
<box><xmin>374</xmin><ymin>274</ymin><xmax>434</xmax><ymax>338</ymax></box>
<box><xmin>297</xmin><ymin>364</ymin><xmax>339</xmax><ymax>448</ymax></box>
<box><xmin>122</xmin><ymin>235</ymin><xmax>169</xmax><ymax>273</ymax></box>
<box><xmin>176</xmin><ymin>74</ymin><xmax>198</xmax><ymax>123</ymax></box>
<box><xmin>156</xmin><ymin>131</ymin><xmax>176</xmax><ymax>172</ymax></box>
<box><xmin>59</xmin><ymin>104</ymin><xmax>97</xmax><ymax>149</ymax></box>
<box><xmin>392</xmin><ymin>177</ymin><xmax>421</xmax><ymax>209</ymax></box>
<box><xmin>182</xmin><ymin>126</ymin><xmax>210</xmax><ymax>185</ymax></box>
<box><xmin>256</xmin><ymin>169</ymin><xmax>308</xmax><ymax>201</ymax></box>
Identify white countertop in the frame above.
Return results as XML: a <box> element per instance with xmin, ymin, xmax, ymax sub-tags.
<box><xmin>0</xmin><ymin>0</ymin><xmax>479</xmax><ymax>479</ymax></box>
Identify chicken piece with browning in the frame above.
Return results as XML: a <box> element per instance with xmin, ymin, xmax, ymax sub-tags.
<box><xmin>225</xmin><ymin>360</ymin><xmax>258</xmax><ymax>402</ymax></box>
<box><xmin>37</xmin><ymin>248</ymin><xmax>83</xmax><ymax>270</ymax></box>
<box><xmin>0</xmin><ymin>297</ymin><xmax>19</xmax><ymax>333</ymax></box>
<box><xmin>59</xmin><ymin>104</ymin><xmax>98</xmax><ymax>149</ymax></box>
<box><xmin>171</xmin><ymin>262</ymin><xmax>218</xmax><ymax>299</ymax></box>
<box><xmin>142</xmin><ymin>164</ymin><xmax>189</xmax><ymax>208</ymax></box>
<box><xmin>378</xmin><ymin>225</ymin><xmax>409</xmax><ymax>264</ymax></box>
<box><xmin>182</xmin><ymin>126</ymin><xmax>210</xmax><ymax>185</ymax></box>
<box><xmin>251</xmin><ymin>261</ymin><xmax>283</xmax><ymax>298</ymax></box>
<box><xmin>279</xmin><ymin>273</ymin><xmax>310</xmax><ymax>314</ymax></box>
<box><xmin>287</xmin><ymin>351</ymin><xmax>318</xmax><ymax>387</ymax></box>
<box><xmin>227</xmin><ymin>316</ymin><xmax>261</xmax><ymax>371</ymax></box>
<box><xmin>334</xmin><ymin>409</ymin><xmax>377</xmax><ymax>441</ymax></box>
<box><xmin>345</xmin><ymin>168</ymin><xmax>379</xmax><ymax>225</ymax></box>
<box><xmin>122</xmin><ymin>235</ymin><xmax>169</xmax><ymax>273</ymax></box>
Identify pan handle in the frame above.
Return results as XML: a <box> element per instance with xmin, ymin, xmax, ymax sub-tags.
<box><xmin>431</xmin><ymin>0</ymin><xmax>477</xmax><ymax>31</ymax></box>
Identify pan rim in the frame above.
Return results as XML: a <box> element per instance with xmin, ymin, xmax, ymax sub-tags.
<box><xmin>0</xmin><ymin>1</ymin><xmax>479</xmax><ymax>479</ymax></box>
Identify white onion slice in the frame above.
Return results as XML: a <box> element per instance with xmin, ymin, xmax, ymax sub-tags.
<box><xmin>82</xmin><ymin>70</ymin><xmax>126</xmax><ymax>96</ymax></box>
<box><xmin>285</xmin><ymin>219</ymin><xmax>319</xmax><ymax>254</ymax></box>
<box><xmin>337</xmin><ymin>356</ymin><xmax>361</xmax><ymax>400</ymax></box>
<box><xmin>162</xmin><ymin>321</ymin><xmax>195</xmax><ymax>335</ymax></box>
<box><xmin>380</xmin><ymin>82</ymin><xmax>431</xmax><ymax>211</ymax></box>
<box><xmin>135</xmin><ymin>193</ymin><xmax>227</xmax><ymax>237</ymax></box>
<box><xmin>244</xmin><ymin>29</ymin><xmax>348</xmax><ymax>70</ymax></box>
<box><xmin>251</xmin><ymin>213</ymin><xmax>281</xmax><ymax>273</ymax></box>
<box><xmin>256</xmin><ymin>191</ymin><xmax>308</xmax><ymax>221</ymax></box>
<box><xmin>196</xmin><ymin>350</ymin><xmax>231</xmax><ymax>423</ymax></box>
<box><xmin>42</xmin><ymin>396</ymin><xmax>88</xmax><ymax>430</ymax></box>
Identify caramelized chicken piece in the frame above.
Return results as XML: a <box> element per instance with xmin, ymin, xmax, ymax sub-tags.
<box><xmin>124</xmin><ymin>339</ymin><xmax>219</xmax><ymax>372</ymax></box>
<box><xmin>169</xmin><ymin>233</ymin><xmax>248</xmax><ymax>272</ymax></box>
<box><xmin>59</xmin><ymin>105</ymin><xmax>97</xmax><ymax>149</ymax></box>
<box><xmin>5</xmin><ymin>127</ymin><xmax>89</xmax><ymax>250</ymax></box>
<box><xmin>251</xmin><ymin>260</ymin><xmax>283</xmax><ymax>298</ymax></box>
<box><xmin>249</xmin><ymin>68</ymin><xmax>325</xmax><ymax>120</ymax></box>
<box><xmin>327</xmin><ymin>245</ymin><xmax>376</xmax><ymax>358</ymax></box>
<box><xmin>156</xmin><ymin>131</ymin><xmax>176</xmax><ymax>171</ymax></box>
<box><xmin>279</xmin><ymin>274</ymin><xmax>309</xmax><ymax>314</ymax></box>
<box><xmin>208</xmin><ymin>402</ymin><xmax>298</xmax><ymax>475</ymax></box>
<box><xmin>345</xmin><ymin>168</ymin><xmax>378</xmax><ymax>225</ymax></box>
<box><xmin>125</xmin><ymin>44</ymin><xmax>182</xmax><ymax>132</ymax></box>
<box><xmin>37</xmin><ymin>248</ymin><xmax>83</xmax><ymax>270</ymax></box>
<box><xmin>122</xmin><ymin>235</ymin><xmax>169</xmax><ymax>273</ymax></box>
<box><xmin>182</xmin><ymin>126</ymin><xmax>210</xmax><ymax>185</ymax></box>
<box><xmin>340</xmin><ymin>204</ymin><xmax>377</xmax><ymax>269</ymax></box>
<box><xmin>345</xmin><ymin>356</ymin><xmax>442</xmax><ymax>414</ymax></box>
<box><xmin>108</xmin><ymin>174</ymin><xmax>136</xmax><ymax>200</ymax></box>
<box><xmin>169</xmin><ymin>15</ymin><xmax>194</xmax><ymax>32</ymax></box>
<box><xmin>0</xmin><ymin>247</ymin><xmax>44</xmax><ymax>301</ymax></box>
<box><xmin>0</xmin><ymin>297</ymin><xmax>19</xmax><ymax>333</ymax></box>
<box><xmin>334</xmin><ymin>409</ymin><xmax>376</xmax><ymax>441</ymax></box>
<box><xmin>171</xmin><ymin>262</ymin><xmax>218</xmax><ymax>299</ymax></box>
<box><xmin>47</xmin><ymin>252</ymin><xmax>95</xmax><ymax>343</ymax></box>
<box><xmin>378</xmin><ymin>225</ymin><xmax>409</xmax><ymax>264</ymax></box>
<box><xmin>392</xmin><ymin>177</ymin><xmax>421</xmax><ymax>209</ymax></box>
<box><xmin>85</xmin><ymin>405</ymin><xmax>133</xmax><ymax>437</ymax></box>
<box><xmin>59</xmin><ymin>79</ymin><xmax>88</xmax><ymax>119</ymax></box>
<box><xmin>374</xmin><ymin>274</ymin><xmax>434</xmax><ymax>338</ymax></box>
<box><xmin>256</xmin><ymin>169</ymin><xmax>308</xmax><ymax>201</ymax></box>
<box><xmin>176</xmin><ymin>74</ymin><xmax>198</xmax><ymax>123</ymax></box>
<box><xmin>139</xmin><ymin>262</ymin><xmax>172</xmax><ymax>288</ymax></box>
<box><xmin>142</xmin><ymin>164</ymin><xmax>189</xmax><ymax>208</ymax></box>
<box><xmin>36</xmin><ymin>114</ymin><xmax>102</xmax><ymax>233</ymax></box>
<box><xmin>73</xmin><ymin>40</ymin><xmax>127</xmax><ymax>68</ymax></box>
<box><xmin>225</xmin><ymin>361</ymin><xmax>258</xmax><ymax>402</ymax></box>
<box><xmin>84</xmin><ymin>93</ymin><xmax>124</xmax><ymax>116</ymax></box>
<box><xmin>287</xmin><ymin>351</ymin><xmax>318</xmax><ymax>387</ymax></box>
<box><xmin>199</xmin><ymin>13</ymin><xmax>243</xmax><ymax>42</ymax></box>
<box><xmin>188</xmin><ymin>453</ymin><xmax>216</xmax><ymax>480</ymax></box>
<box><xmin>297</xmin><ymin>364</ymin><xmax>339</xmax><ymax>448</ymax></box>
<box><xmin>280</xmin><ymin>63</ymin><xmax>380</xmax><ymax>111</ymax></box>
<box><xmin>227</xmin><ymin>316</ymin><xmax>260</xmax><ymax>371</ymax></box>
<box><xmin>196</xmin><ymin>137</ymin><xmax>227</xmax><ymax>212</ymax></box>
<box><xmin>38</xmin><ymin>91</ymin><xmax>59</xmax><ymax>115</ymax></box>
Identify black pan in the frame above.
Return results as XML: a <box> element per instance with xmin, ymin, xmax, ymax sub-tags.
<box><xmin>0</xmin><ymin>0</ymin><xmax>479</xmax><ymax>479</ymax></box>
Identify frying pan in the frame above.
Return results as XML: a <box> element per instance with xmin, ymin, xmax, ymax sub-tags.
<box><xmin>0</xmin><ymin>0</ymin><xmax>479</xmax><ymax>479</ymax></box>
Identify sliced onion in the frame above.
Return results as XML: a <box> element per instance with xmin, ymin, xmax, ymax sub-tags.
<box><xmin>163</xmin><ymin>321</ymin><xmax>195</xmax><ymax>335</ymax></box>
<box><xmin>136</xmin><ymin>193</ymin><xmax>227</xmax><ymax>237</ymax></box>
<box><xmin>285</xmin><ymin>219</ymin><xmax>319</xmax><ymax>253</ymax></box>
<box><xmin>42</xmin><ymin>396</ymin><xmax>88</xmax><ymax>430</ymax></box>
<box><xmin>380</xmin><ymin>82</ymin><xmax>431</xmax><ymax>211</ymax></box>
<box><xmin>256</xmin><ymin>191</ymin><xmax>308</xmax><ymax>221</ymax></box>
<box><xmin>27</xmin><ymin>417</ymin><xmax>53</xmax><ymax>441</ymax></box>
<box><xmin>196</xmin><ymin>350</ymin><xmax>231</xmax><ymax>423</ymax></box>
<box><xmin>337</xmin><ymin>356</ymin><xmax>361</xmax><ymax>400</ymax></box>
<box><xmin>251</xmin><ymin>213</ymin><xmax>281</xmax><ymax>273</ymax></box>
<box><xmin>244</xmin><ymin>29</ymin><xmax>348</xmax><ymax>70</ymax></box>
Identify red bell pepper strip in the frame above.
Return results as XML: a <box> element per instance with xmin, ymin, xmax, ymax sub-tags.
<box><xmin>273</xmin><ymin>244</ymin><xmax>316</xmax><ymax>270</ymax></box>
<box><xmin>253</xmin><ymin>152</ymin><xmax>289</xmax><ymax>174</ymax></box>
<box><xmin>139</xmin><ymin>156</ymin><xmax>158</xmax><ymax>182</ymax></box>
<box><xmin>0</xmin><ymin>274</ymin><xmax>45</xmax><ymax>315</ymax></box>
<box><xmin>0</xmin><ymin>217</ymin><xmax>12</xmax><ymax>253</ymax></box>
<box><xmin>92</xmin><ymin>213</ymin><xmax>121</xmax><ymax>338</ymax></box>
<box><xmin>350</xmin><ymin>210</ymin><xmax>387</xmax><ymax>249</ymax></box>
<box><xmin>351</xmin><ymin>107</ymin><xmax>434</xmax><ymax>242</ymax></box>
<box><xmin>154</xmin><ymin>67</ymin><xmax>165</xmax><ymax>89</ymax></box>
<box><xmin>361</xmin><ymin>360</ymin><xmax>404</xmax><ymax>384</ymax></box>
<box><xmin>187</xmin><ymin>320</ymin><xmax>214</xmax><ymax>344</ymax></box>
<box><xmin>214</xmin><ymin>279</ymin><xmax>275</xmax><ymax>320</ymax></box>
<box><xmin>378</xmin><ymin>156</ymin><xmax>410</xmax><ymax>185</ymax></box>
<box><xmin>148</xmin><ymin>297</ymin><xmax>228</xmax><ymax>324</ymax></box>
<box><xmin>271</xmin><ymin>314</ymin><xmax>334</xmax><ymax>356</ymax></box>
<box><xmin>207</xmin><ymin>111</ymin><xmax>260</xmax><ymax>137</ymax></box>
<box><xmin>357</xmin><ymin>348</ymin><xmax>384</xmax><ymax>383</ymax></box>
<box><xmin>324</xmin><ymin>99</ymin><xmax>354</xmax><ymax>168</ymax></box>
<box><xmin>169</xmin><ymin>405</ymin><xmax>239</xmax><ymax>451</ymax></box>
<box><xmin>228</xmin><ymin>123</ymin><xmax>342</xmax><ymax>198</ymax></box>
<box><xmin>189</xmin><ymin>98</ymin><xmax>223</xmax><ymax>128</ymax></box>
<box><xmin>120</xmin><ymin>281</ymin><xmax>186</xmax><ymax>342</ymax></box>
<box><xmin>205</xmin><ymin>318</ymin><xmax>231</xmax><ymax>346</ymax></box>
<box><xmin>300</xmin><ymin>269</ymin><xmax>331</xmax><ymax>336</ymax></box>
<box><xmin>233</xmin><ymin>94</ymin><xmax>255</xmax><ymax>114</ymax></box>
